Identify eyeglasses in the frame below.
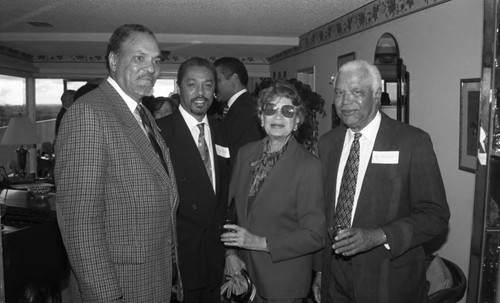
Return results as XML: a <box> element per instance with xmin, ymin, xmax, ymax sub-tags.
<box><xmin>263</xmin><ymin>104</ymin><xmax>297</xmax><ymax>118</ymax></box>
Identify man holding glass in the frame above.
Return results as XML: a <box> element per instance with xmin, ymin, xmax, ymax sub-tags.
<box><xmin>312</xmin><ymin>60</ymin><xmax>450</xmax><ymax>303</ymax></box>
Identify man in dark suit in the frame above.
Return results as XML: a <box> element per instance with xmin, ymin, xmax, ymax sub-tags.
<box><xmin>55</xmin><ymin>89</ymin><xmax>75</xmax><ymax>136</ymax></box>
<box><xmin>55</xmin><ymin>24</ymin><xmax>179</xmax><ymax>302</ymax></box>
<box><xmin>312</xmin><ymin>60</ymin><xmax>450</xmax><ymax>303</ymax></box>
<box><xmin>214</xmin><ymin>57</ymin><xmax>264</xmax><ymax>159</ymax></box>
<box><xmin>157</xmin><ymin>57</ymin><xmax>230</xmax><ymax>303</ymax></box>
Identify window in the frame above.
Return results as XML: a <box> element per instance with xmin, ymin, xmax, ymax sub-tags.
<box><xmin>0</xmin><ymin>74</ymin><xmax>26</xmax><ymax>127</ymax></box>
<box><xmin>33</xmin><ymin>78</ymin><xmax>176</xmax><ymax>122</ymax></box>
<box><xmin>66</xmin><ymin>80</ymin><xmax>88</xmax><ymax>91</ymax></box>
<box><xmin>154</xmin><ymin>78</ymin><xmax>176</xmax><ymax>97</ymax></box>
<box><xmin>35</xmin><ymin>79</ymin><xmax>64</xmax><ymax>121</ymax></box>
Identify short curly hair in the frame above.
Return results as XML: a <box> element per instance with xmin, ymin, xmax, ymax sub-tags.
<box><xmin>256</xmin><ymin>81</ymin><xmax>305</xmax><ymax>127</ymax></box>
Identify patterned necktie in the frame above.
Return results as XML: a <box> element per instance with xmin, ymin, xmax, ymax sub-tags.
<box><xmin>197</xmin><ymin>123</ymin><xmax>213</xmax><ymax>186</ymax></box>
<box><xmin>334</xmin><ymin>132</ymin><xmax>362</xmax><ymax>228</ymax></box>
<box><xmin>136</xmin><ymin>104</ymin><xmax>169</xmax><ymax>175</ymax></box>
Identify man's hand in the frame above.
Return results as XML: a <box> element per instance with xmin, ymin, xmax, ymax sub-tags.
<box><xmin>332</xmin><ymin>228</ymin><xmax>386</xmax><ymax>256</ymax></box>
<box><xmin>311</xmin><ymin>271</ymin><xmax>322</xmax><ymax>303</ymax></box>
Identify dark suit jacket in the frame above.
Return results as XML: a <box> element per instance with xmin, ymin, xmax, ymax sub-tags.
<box><xmin>222</xmin><ymin>91</ymin><xmax>265</xmax><ymax>159</ymax></box>
<box><xmin>55</xmin><ymin>107</ymin><xmax>66</xmax><ymax>136</ymax></box>
<box><xmin>229</xmin><ymin>137</ymin><xmax>325</xmax><ymax>299</ymax></box>
<box><xmin>157</xmin><ymin>109</ymin><xmax>230</xmax><ymax>291</ymax></box>
<box><xmin>319</xmin><ymin>113</ymin><xmax>450</xmax><ymax>303</ymax></box>
<box><xmin>55</xmin><ymin>80</ymin><xmax>179</xmax><ymax>302</ymax></box>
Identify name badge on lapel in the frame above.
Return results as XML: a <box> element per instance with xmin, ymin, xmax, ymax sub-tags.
<box><xmin>372</xmin><ymin>151</ymin><xmax>399</xmax><ymax>164</ymax></box>
<box><xmin>215</xmin><ymin>144</ymin><xmax>230</xmax><ymax>158</ymax></box>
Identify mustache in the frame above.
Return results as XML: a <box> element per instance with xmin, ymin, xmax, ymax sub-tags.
<box><xmin>138</xmin><ymin>73</ymin><xmax>155</xmax><ymax>81</ymax></box>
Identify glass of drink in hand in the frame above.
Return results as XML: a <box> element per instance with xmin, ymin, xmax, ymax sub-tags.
<box><xmin>327</xmin><ymin>224</ymin><xmax>349</xmax><ymax>243</ymax></box>
<box><xmin>220</xmin><ymin>199</ymin><xmax>237</xmax><ymax>234</ymax></box>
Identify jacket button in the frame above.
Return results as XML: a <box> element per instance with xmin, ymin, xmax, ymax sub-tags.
<box><xmin>192</xmin><ymin>204</ymin><xmax>197</xmax><ymax>210</ymax></box>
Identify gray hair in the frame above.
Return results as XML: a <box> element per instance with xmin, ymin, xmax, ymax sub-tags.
<box><xmin>335</xmin><ymin>60</ymin><xmax>382</xmax><ymax>95</ymax></box>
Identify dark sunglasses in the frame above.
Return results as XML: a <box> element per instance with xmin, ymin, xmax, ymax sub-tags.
<box><xmin>263</xmin><ymin>104</ymin><xmax>297</xmax><ymax>118</ymax></box>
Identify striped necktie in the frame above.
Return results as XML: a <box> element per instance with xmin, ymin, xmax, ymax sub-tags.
<box><xmin>136</xmin><ymin>104</ymin><xmax>169</xmax><ymax>175</ymax></box>
<box><xmin>197</xmin><ymin>123</ymin><xmax>213</xmax><ymax>187</ymax></box>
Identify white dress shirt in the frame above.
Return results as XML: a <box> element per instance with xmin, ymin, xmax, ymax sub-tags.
<box><xmin>335</xmin><ymin>112</ymin><xmax>382</xmax><ymax>224</ymax></box>
<box><xmin>107</xmin><ymin>77</ymin><xmax>149</xmax><ymax>135</ymax></box>
<box><xmin>179</xmin><ymin>105</ymin><xmax>216</xmax><ymax>192</ymax></box>
<box><xmin>227</xmin><ymin>88</ymin><xmax>247</xmax><ymax>109</ymax></box>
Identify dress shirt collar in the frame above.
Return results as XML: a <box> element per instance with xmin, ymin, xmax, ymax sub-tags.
<box><xmin>346</xmin><ymin>111</ymin><xmax>381</xmax><ymax>143</ymax></box>
<box><xmin>107</xmin><ymin>77</ymin><xmax>139</xmax><ymax>114</ymax></box>
<box><xmin>179</xmin><ymin>104</ymin><xmax>209</xmax><ymax>130</ymax></box>
<box><xmin>227</xmin><ymin>89</ymin><xmax>247</xmax><ymax>109</ymax></box>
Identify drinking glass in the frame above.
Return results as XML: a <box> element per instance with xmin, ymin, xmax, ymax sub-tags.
<box><xmin>220</xmin><ymin>198</ymin><xmax>237</xmax><ymax>234</ymax></box>
<box><xmin>327</xmin><ymin>224</ymin><xmax>349</xmax><ymax>243</ymax></box>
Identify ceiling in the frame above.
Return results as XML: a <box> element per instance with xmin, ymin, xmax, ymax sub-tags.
<box><xmin>0</xmin><ymin>0</ymin><xmax>373</xmax><ymax>60</ymax></box>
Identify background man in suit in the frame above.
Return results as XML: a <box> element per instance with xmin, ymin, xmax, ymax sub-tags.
<box><xmin>55</xmin><ymin>24</ymin><xmax>179</xmax><ymax>302</ymax></box>
<box><xmin>214</xmin><ymin>57</ymin><xmax>264</xmax><ymax>159</ymax></box>
<box><xmin>55</xmin><ymin>89</ymin><xmax>75</xmax><ymax>136</ymax></box>
<box><xmin>157</xmin><ymin>57</ymin><xmax>230</xmax><ymax>303</ymax></box>
<box><xmin>312</xmin><ymin>60</ymin><xmax>450</xmax><ymax>303</ymax></box>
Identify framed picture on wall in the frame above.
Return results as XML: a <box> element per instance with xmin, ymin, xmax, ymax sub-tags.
<box><xmin>459</xmin><ymin>78</ymin><xmax>481</xmax><ymax>173</ymax></box>
<box><xmin>337</xmin><ymin>52</ymin><xmax>356</xmax><ymax>70</ymax></box>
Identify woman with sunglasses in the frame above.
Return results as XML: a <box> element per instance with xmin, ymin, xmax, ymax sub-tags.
<box><xmin>221</xmin><ymin>81</ymin><xmax>325</xmax><ymax>303</ymax></box>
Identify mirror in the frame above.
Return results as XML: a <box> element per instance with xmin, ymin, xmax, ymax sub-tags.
<box><xmin>374</xmin><ymin>33</ymin><xmax>410</xmax><ymax>124</ymax></box>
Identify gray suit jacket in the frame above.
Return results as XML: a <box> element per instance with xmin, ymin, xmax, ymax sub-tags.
<box><xmin>230</xmin><ymin>137</ymin><xmax>325</xmax><ymax>299</ymax></box>
<box><xmin>319</xmin><ymin>113</ymin><xmax>450</xmax><ymax>303</ymax></box>
<box><xmin>55</xmin><ymin>80</ymin><xmax>179</xmax><ymax>302</ymax></box>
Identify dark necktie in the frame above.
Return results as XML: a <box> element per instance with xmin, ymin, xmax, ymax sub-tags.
<box><xmin>136</xmin><ymin>104</ymin><xmax>169</xmax><ymax>175</ymax></box>
<box><xmin>197</xmin><ymin>123</ymin><xmax>213</xmax><ymax>186</ymax></box>
<box><xmin>334</xmin><ymin>132</ymin><xmax>362</xmax><ymax>228</ymax></box>
<box><xmin>221</xmin><ymin>104</ymin><xmax>229</xmax><ymax>120</ymax></box>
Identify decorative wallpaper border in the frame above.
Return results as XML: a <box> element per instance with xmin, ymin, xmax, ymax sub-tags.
<box><xmin>0</xmin><ymin>45</ymin><xmax>32</xmax><ymax>61</ymax></box>
<box><xmin>30</xmin><ymin>54</ymin><xmax>269</xmax><ymax>64</ymax></box>
<box><xmin>269</xmin><ymin>0</ymin><xmax>452</xmax><ymax>63</ymax></box>
<box><xmin>0</xmin><ymin>45</ymin><xmax>269</xmax><ymax>65</ymax></box>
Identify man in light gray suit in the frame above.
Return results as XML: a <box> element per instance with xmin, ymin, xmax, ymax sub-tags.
<box><xmin>55</xmin><ymin>24</ymin><xmax>180</xmax><ymax>302</ymax></box>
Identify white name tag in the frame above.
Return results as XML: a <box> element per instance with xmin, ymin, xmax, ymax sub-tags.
<box><xmin>372</xmin><ymin>151</ymin><xmax>399</xmax><ymax>164</ymax></box>
<box><xmin>216</xmin><ymin>144</ymin><xmax>230</xmax><ymax>158</ymax></box>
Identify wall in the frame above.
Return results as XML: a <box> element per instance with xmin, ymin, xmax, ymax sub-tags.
<box><xmin>271</xmin><ymin>0</ymin><xmax>481</xmax><ymax>300</ymax></box>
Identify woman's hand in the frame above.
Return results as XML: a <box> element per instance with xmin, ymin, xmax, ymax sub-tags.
<box><xmin>220</xmin><ymin>224</ymin><xmax>268</xmax><ymax>251</ymax></box>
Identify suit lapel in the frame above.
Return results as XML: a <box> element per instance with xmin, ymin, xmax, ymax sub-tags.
<box><xmin>102</xmin><ymin>82</ymin><xmax>175</xmax><ymax>191</ymax></box>
<box><xmin>246</xmin><ymin>138</ymin><xmax>303</xmax><ymax>217</ymax></box>
<box><xmin>352</xmin><ymin>114</ymin><xmax>396</xmax><ymax>225</ymax></box>
<box><xmin>171</xmin><ymin>111</ymin><xmax>217</xmax><ymax>195</ymax></box>
<box><xmin>239</xmin><ymin>141</ymin><xmax>263</xmax><ymax>221</ymax></box>
<box><xmin>207</xmin><ymin>118</ymin><xmax>221</xmax><ymax>194</ymax></box>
